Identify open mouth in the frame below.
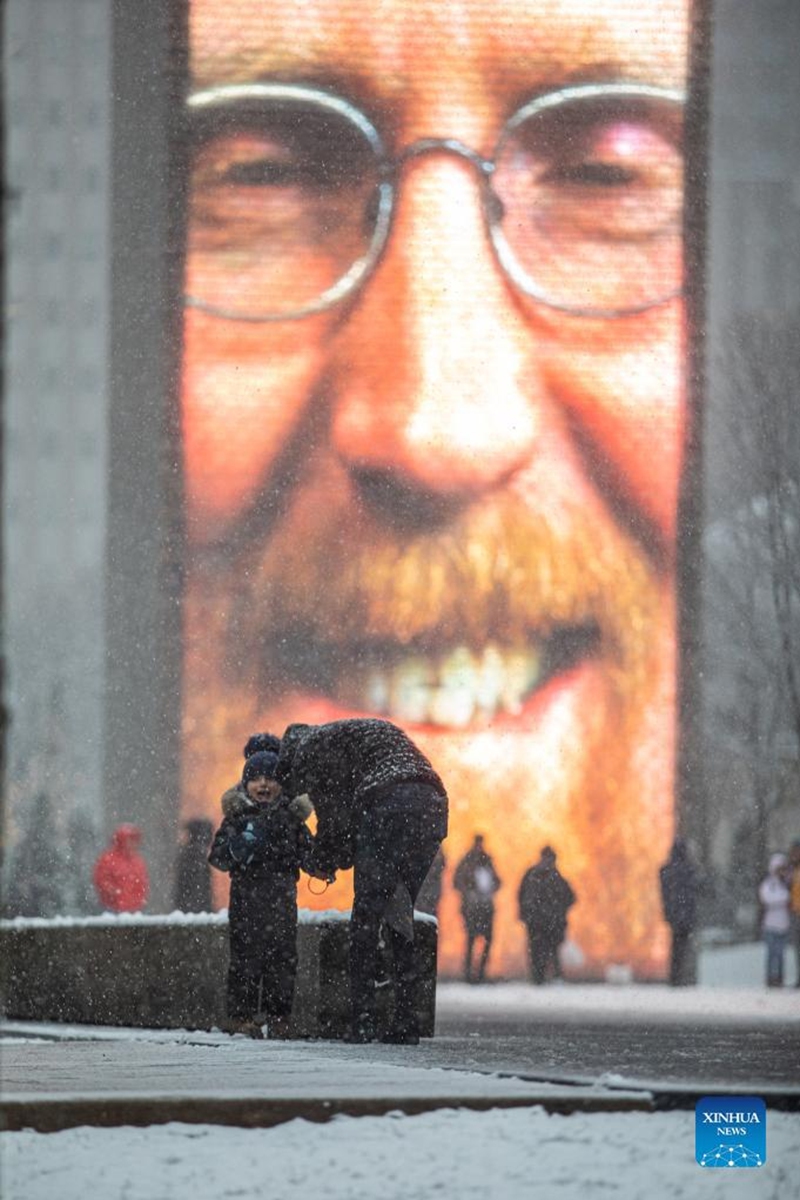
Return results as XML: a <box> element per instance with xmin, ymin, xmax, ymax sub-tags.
<box><xmin>265</xmin><ymin>623</ymin><xmax>601</xmax><ymax>729</ymax></box>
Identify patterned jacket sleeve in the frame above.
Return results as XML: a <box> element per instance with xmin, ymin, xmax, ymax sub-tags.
<box><xmin>310</xmin><ymin>792</ymin><xmax>355</xmax><ymax>874</ymax></box>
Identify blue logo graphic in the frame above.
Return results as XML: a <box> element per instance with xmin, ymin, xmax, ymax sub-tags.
<box><xmin>695</xmin><ymin>1096</ymin><xmax>766</xmax><ymax>1168</ymax></box>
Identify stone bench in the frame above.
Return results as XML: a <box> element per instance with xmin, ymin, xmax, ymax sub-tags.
<box><xmin>0</xmin><ymin>910</ymin><xmax>437</xmax><ymax>1037</ymax></box>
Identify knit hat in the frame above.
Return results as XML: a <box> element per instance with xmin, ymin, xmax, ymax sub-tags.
<box><xmin>242</xmin><ymin>750</ymin><xmax>279</xmax><ymax>786</ymax></box>
<box><xmin>243</xmin><ymin>732</ymin><xmax>281</xmax><ymax>759</ymax></box>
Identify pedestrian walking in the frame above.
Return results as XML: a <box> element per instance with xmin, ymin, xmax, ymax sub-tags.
<box><xmin>174</xmin><ymin>818</ymin><xmax>214</xmax><ymax>912</ymax></box>
<box><xmin>209</xmin><ymin>749</ymin><xmax>317</xmax><ymax>1037</ymax></box>
<box><xmin>93</xmin><ymin>824</ymin><xmax>149</xmax><ymax>913</ymax></box>
<box><xmin>788</xmin><ymin>840</ymin><xmax>800</xmax><ymax>987</ymax></box>
<box><xmin>453</xmin><ymin>835</ymin><xmax>502</xmax><ymax>983</ymax></box>
<box><xmin>658</xmin><ymin>838</ymin><xmax>699</xmax><ymax>986</ymax></box>
<box><xmin>518</xmin><ymin>845</ymin><xmax>576</xmax><ymax>984</ymax></box>
<box><xmin>276</xmin><ymin>718</ymin><xmax>448</xmax><ymax>1044</ymax></box>
<box><xmin>758</xmin><ymin>852</ymin><xmax>791</xmax><ymax>988</ymax></box>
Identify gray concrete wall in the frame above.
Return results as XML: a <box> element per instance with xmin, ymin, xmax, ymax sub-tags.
<box><xmin>0</xmin><ymin>915</ymin><xmax>437</xmax><ymax>1038</ymax></box>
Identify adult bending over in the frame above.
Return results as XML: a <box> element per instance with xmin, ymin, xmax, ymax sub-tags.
<box><xmin>276</xmin><ymin>718</ymin><xmax>448</xmax><ymax>1043</ymax></box>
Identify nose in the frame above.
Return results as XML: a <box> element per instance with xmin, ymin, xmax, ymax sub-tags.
<box><xmin>329</xmin><ymin>152</ymin><xmax>542</xmax><ymax>511</ymax></box>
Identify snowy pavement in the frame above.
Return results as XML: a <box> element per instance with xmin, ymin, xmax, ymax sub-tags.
<box><xmin>2</xmin><ymin>942</ymin><xmax>800</xmax><ymax>1198</ymax></box>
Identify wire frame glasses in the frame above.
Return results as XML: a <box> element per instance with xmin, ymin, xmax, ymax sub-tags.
<box><xmin>184</xmin><ymin>81</ymin><xmax>684</xmax><ymax>322</ymax></box>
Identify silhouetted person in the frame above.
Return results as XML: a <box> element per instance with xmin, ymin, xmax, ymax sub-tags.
<box><xmin>758</xmin><ymin>852</ymin><xmax>791</xmax><ymax>988</ymax></box>
<box><xmin>788</xmin><ymin>840</ymin><xmax>800</xmax><ymax>988</ymax></box>
<box><xmin>454</xmin><ymin>835</ymin><xmax>501</xmax><ymax>983</ymax></box>
<box><xmin>518</xmin><ymin>846</ymin><xmax>576</xmax><ymax>984</ymax></box>
<box><xmin>659</xmin><ymin>838</ymin><xmax>699</xmax><ymax>986</ymax></box>
<box><xmin>4</xmin><ymin>793</ymin><xmax>65</xmax><ymax>917</ymax></box>
<box><xmin>174</xmin><ymin>818</ymin><xmax>214</xmax><ymax>912</ymax></box>
<box><xmin>93</xmin><ymin>824</ymin><xmax>149</xmax><ymax>913</ymax></box>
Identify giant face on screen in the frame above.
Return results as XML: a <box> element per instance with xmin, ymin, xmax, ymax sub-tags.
<box><xmin>181</xmin><ymin>0</ymin><xmax>692</xmax><ymax>977</ymax></box>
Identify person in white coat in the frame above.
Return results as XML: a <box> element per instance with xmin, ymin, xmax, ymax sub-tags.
<box><xmin>758</xmin><ymin>853</ymin><xmax>791</xmax><ymax>987</ymax></box>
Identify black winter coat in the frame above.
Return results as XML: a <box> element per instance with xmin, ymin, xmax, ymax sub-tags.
<box><xmin>659</xmin><ymin>848</ymin><xmax>698</xmax><ymax>931</ymax></box>
<box><xmin>276</xmin><ymin>718</ymin><xmax>447</xmax><ymax>875</ymax></box>
<box><xmin>518</xmin><ymin>864</ymin><xmax>576</xmax><ymax>941</ymax></box>
<box><xmin>209</xmin><ymin>789</ymin><xmax>315</xmax><ymax>918</ymax></box>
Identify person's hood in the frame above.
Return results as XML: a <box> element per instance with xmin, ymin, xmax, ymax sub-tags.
<box><xmin>769</xmin><ymin>852</ymin><xmax>788</xmax><ymax>874</ymax></box>
<box><xmin>111</xmin><ymin>824</ymin><xmax>142</xmax><ymax>852</ymax></box>
<box><xmin>221</xmin><ymin>786</ymin><xmax>258</xmax><ymax>819</ymax></box>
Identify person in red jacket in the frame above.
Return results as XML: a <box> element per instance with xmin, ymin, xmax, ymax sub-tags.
<box><xmin>93</xmin><ymin>824</ymin><xmax>149</xmax><ymax>912</ymax></box>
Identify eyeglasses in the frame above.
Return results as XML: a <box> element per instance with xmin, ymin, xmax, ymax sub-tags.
<box><xmin>184</xmin><ymin>81</ymin><xmax>684</xmax><ymax>322</ymax></box>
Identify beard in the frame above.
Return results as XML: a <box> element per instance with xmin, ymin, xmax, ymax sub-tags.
<box><xmin>184</xmin><ymin>449</ymin><xmax>676</xmax><ymax>977</ymax></box>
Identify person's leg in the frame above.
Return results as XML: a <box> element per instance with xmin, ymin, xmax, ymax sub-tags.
<box><xmin>764</xmin><ymin>931</ymin><xmax>785</xmax><ymax>986</ymax></box>
<box><xmin>258</xmin><ymin>907</ymin><xmax>299</xmax><ymax>1032</ymax></box>
<box><xmin>670</xmin><ymin>928</ymin><xmax>688</xmax><ymax>986</ymax></box>
<box><xmin>464</xmin><ymin>928</ymin><xmax>475</xmax><ymax>983</ymax></box>
<box><xmin>542</xmin><ymin>937</ymin><xmax>559</xmax><ymax>982</ymax></box>
<box><xmin>388</xmin><ymin>816</ymin><xmax>442</xmax><ymax>1038</ymax></box>
<box><xmin>350</xmin><ymin>833</ymin><xmax>396</xmax><ymax>1038</ymax></box>
<box><xmin>525</xmin><ymin>926</ymin><xmax>537</xmax><ymax>982</ymax></box>
<box><xmin>530</xmin><ymin>934</ymin><xmax>547</xmax><ymax>985</ymax></box>
<box><xmin>385</xmin><ymin>923</ymin><xmax>421</xmax><ymax>1039</ymax></box>
<box><xmin>351</xmin><ymin>790</ymin><xmax>444</xmax><ymax>1040</ymax></box>
<box><xmin>227</xmin><ymin>920</ymin><xmax>262</xmax><ymax>1021</ymax></box>
<box><xmin>478</xmin><ymin>924</ymin><xmax>492</xmax><ymax>982</ymax></box>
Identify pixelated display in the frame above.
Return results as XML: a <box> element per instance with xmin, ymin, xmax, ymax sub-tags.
<box><xmin>180</xmin><ymin>0</ymin><xmax>696</xmax><ymax>978</ymax></box>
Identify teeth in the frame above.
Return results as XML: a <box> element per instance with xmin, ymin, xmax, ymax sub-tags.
<box><xmin>390</xmin><ymin>657</ymin><xmax>435</xmax><ymax>725</ymax></box>
<box><xmin>430</xmin><ymin>648</ymin><xmax>477</xmax><ymax>729</ymax></box>
<box><xmin>365</xmin><ymin>669</ymin><xmax>391</xmax><ymax>714</ymax></box>
<box><xmin>352</xmin><ymin>644</ymin><xmax>542</xmax><ymax>727</ymax></box>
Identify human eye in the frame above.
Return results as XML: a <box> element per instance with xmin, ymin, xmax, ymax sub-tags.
<box><xmin>190</xmin><ymin>101</ymin><xmax>375</xmax><ymax>193</ymax></box>
<box><xmin>184</xmin><ymin>90</ymin><xmax>388</xmax><ymax>319</ymax></box>
<box><xmin>501</xmin><ymin>92</ymin><xmax>683</xmax><ymax>242</ymax></box>
<box><xmin>188</xmin><ymin>100</ymin><xmax>380</xmax><ymax>245</ymax></box>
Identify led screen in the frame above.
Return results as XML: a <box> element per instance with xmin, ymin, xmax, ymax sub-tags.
<box><xmin>180</xmin><ymin>0</ymin><xmax>698</xmax><ymax>978</ymax></box>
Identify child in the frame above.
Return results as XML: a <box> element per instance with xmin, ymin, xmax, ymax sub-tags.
<box><xmin>209</xmin><ymin>749</ymin><xmax>315</xmax><ymax>1037</ymax></box>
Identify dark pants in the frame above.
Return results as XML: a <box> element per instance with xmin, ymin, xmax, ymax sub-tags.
<box><xmin>668</xmin><ymin>925</ymin><xmax>694</xmax><ymax>987</ymax></box>
<box><xmin>463</xmin><ymin>905</ymin><xmax>494</xmax><ymax>983</ymax></box>
<box><xmin>351</xmin><ymin>783</ymin><xmax>446</xmax><ymax>1035</ymax></box>
<box><xmin>227</xmin><ymin>879</ymin><xmax>298</xmax><ymax>1021</ymax></box>
<box><xmin>764</xmin><ymin>930</ymin><xmax>787</xmax><ymax>987</ymax></box>
<box><xmin>525</xmin><ymin>927</ymin><xmax>561</xmax><ymax>985</ymax></box>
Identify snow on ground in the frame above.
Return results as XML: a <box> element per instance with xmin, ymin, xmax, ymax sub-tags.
<box><xmin>2</xmin><ymin>942</ymin><xmax>798</xmax><ymax>1199</ymax></box>
<box><xmin>435</xmin><ymin>980</ymin><xmax>800</xmax><ymax>1026</ymax></box>
<box><xmin>3</xmin><ymin>1107</ymin><xmax>799</xmax><ymax>1200</ymax></box>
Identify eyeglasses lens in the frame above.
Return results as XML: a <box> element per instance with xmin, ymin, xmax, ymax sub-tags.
<box><xmin>186</xmin><ymin>88</ymin><xmax>683</xmax><ymax>320</ymax></box>
<box><xmin>186</xmin><ymin>98</ymin><xmax>385</xmax><ymax>318</ymax></box>
<box><xmin>490</xmin><ymin>91</ymin><xmax>683</xmax><ymax>312</ymax></box>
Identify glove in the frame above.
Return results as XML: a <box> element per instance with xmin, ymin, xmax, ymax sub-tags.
<box><xmin>230</xmin><ymin>820</ymin><xmax>259</xmax><ymax>866</ymax></box>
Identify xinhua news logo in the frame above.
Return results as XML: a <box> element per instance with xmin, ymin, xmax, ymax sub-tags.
<box><xmin>695</xmin><ymin>1096</ymin><xmax>766</xmax><ymax>1168</ymax></box>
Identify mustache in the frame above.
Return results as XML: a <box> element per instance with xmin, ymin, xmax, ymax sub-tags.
<box><xmin>219</xmin><ymin>472</ymin><xmax>667</xmax><ymax>692</ymax></box>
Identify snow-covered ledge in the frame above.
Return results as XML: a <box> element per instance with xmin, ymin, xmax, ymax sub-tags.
<box><xmin>0</xmin><ymin>912</ymin><xmax>437</xmax><ymax>1037</ymax></box>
